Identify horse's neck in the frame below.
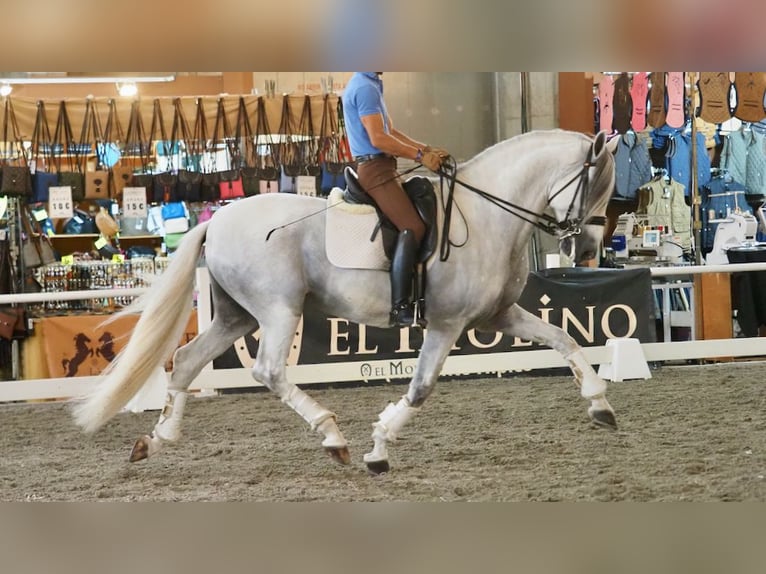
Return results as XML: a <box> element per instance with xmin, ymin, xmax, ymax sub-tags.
<box><xmin>454</xmin><ymin>140</ymin><xmax>557</xmax><ymax>222</ymax></box>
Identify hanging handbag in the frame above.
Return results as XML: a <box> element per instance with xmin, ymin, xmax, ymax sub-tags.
<box><xmin>236</xmin><ymin>96</ymin><xmax>260</xmax><ymax>197</ymax></box>
<box><xmin>148</xmin><ymin>100</ymin><xmax>178</xmax><ymax>203</ymax></box>
<box><xmin>319</xmin><ymin>94</ymin><xmax>345</xmax><ymax>194</ymax></box>
<box><xmin>1</xmin><ymin>98</ymin><xmax>32</xmax><ymax>198</ymax></box>
<box><xmin>52</xmin><ymin>101</ymin><xmax>85</xmax><ymax>201</ymax></box>
<box><xmin>278</xmin><ymin>95</ymin><xmax>301</xmax><ymax>193</ymax></box>
<box><xmin>0</xmin><ymin>308</ymin><xmax>18</xmax><ymax>340</ymax></box>
<box><xmin>30</xmin><ymin>100</ymin><xmax>59</xmax><ymax>203</ymax></box>
<box><xmin>296</xmin><ymin>95</ymin><xmax>321</xmax><ymax>196</ymax></box>
<box><xmin>255</xmin><ymin>96</ymin><xmax>280</xmax><ymax>193</ymax></box>
<box><xmin>211</xmin><ymin>98</ymin><xmax>244</xmax><ymax>201</ymax></box>
<box><xmin>192</xmin><ymin>98</ymin><xmax>221</xmax><ymax>201</ymax></box>
<box><xmin>103</xmin><ymin>99</ymin><xmax>132</xmax><ymax>201</ymax></box>
<box><xmin>0</xmin><ymin>238</ymin><xmax>27</xmax><ymax>340</ymax></box>
<box><xmin>20</xmin><ymin>204</ymin><xmax>57</xmax><ymax>268</ymax></box>
<box><xmin>173</xmin><ymin>98</ymin><xmax>202</xmax><ymax>202</ymax></box>
<box><xmin>0</xmin><ymin>306</ymin><xmax>24</xmax><ymax>340</ymax></box>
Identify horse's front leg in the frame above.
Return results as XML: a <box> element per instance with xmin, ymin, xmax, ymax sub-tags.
<box><xmin>364</xmin><ymin>324</ymin><xmax>463</xmax><ymax>474</ymax></box>
<box><xmin>486</xmin><ymin>303</ymin><xmax>617</xmax><ymax>429</ymax></box>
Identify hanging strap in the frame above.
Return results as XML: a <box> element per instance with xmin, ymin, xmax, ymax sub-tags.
<box><xmin>236</xmin><ymin>96</ymin><xmax>255</xmax><ymax>168</ymax></box>
<box><xmin>3</xmin><ymin>98</ymin><xmax>29</xmax><ymax>166</ymax></box>
<box><xmin>255</xmin><ymin>96</ymin><xmax>278</xmax><ymax>172</ymax></box>
<box><xmin>31</xmin><ymin>100</ymin><xmax>54</xmax><ymax>171</ymax></box>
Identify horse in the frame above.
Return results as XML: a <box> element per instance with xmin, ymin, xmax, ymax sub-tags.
<box><xmin>74</xmin><ymin>129</ymin><xmax>619</xmax><ymax>474</ymax></box>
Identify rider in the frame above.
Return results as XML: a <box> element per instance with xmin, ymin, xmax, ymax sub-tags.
<box><xmin>342</xmin><ymin>72</ymin><xmax>449</xmax><ymax>326</ymax></box>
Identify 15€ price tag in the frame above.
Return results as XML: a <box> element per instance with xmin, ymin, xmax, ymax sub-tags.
<box><xmin>48</xmin><ymin>186</ymin><xmax>74</xmax><ymax>219</ymax></box>
<box><xmin>123</xmin><ymin>187</ymin><xmax>148</xmax><ymax>218</ymax></box>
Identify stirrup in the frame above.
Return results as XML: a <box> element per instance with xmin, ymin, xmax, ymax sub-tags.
<box><xmin>389</xmin><ymin>303</ymin><xmax>415</xmax><ymax>327</ymax></box>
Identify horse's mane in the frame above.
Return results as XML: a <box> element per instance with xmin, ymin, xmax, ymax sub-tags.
<box><xmin>458</xmin><ymin>129</ymin><xmax>592</xmax><ymax>170</ymax></box>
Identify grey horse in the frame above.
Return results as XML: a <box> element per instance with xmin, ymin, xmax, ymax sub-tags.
<box><xmin>74</xmin><ymin>129</ymin><xmax>618</xmax><ymax>474</ymax></box>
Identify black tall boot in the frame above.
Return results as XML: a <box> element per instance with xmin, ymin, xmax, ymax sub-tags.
<box><xmin>389</xmin><ymin>229</ymin><xmax>418</xmax><ymax>327</ymax></box>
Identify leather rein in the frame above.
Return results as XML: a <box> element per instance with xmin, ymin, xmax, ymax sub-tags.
<box><xmin>435</xmin><ymin>149</ymin><xmax>606</xmax><ymax>262</ymax></box>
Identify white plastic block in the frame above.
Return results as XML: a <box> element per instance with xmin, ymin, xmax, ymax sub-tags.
<box><xmin>597</xmin><ymin>338</ymin><xmax>652</xmax><ymax>382</ymax></box>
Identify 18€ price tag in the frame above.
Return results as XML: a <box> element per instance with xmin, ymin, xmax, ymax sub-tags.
<box><xmin>123</xmin><ymin>187</ymin><xmax>148</xmax><ymax>218</ymax></box>
<box><xmin>48</xmin><ymin>186</ymin><xmax>74</xmax><ymax>219</ymax></box>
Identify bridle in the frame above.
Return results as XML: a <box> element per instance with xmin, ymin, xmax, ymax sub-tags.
<box><xmin>436</xmin><ymin>147</ymin><xmax>606</xmax><ymax>262</ymax></box>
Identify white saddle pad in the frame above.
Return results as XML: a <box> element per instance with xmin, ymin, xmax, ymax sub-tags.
<box><xmin>325</xmin><ymin>188</ymin><xmax>390</xmax><ymax>271</ymax></box>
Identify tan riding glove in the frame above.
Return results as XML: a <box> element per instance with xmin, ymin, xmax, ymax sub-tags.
<box><xmin>420</xmin><ymin>150</ymin><xmax>444</xmax><ymax>172</ymax></box>
<box><xmin>424</xmin><ymin>145</ymin><xmax>450</xmax><ymax>159</ymax></box>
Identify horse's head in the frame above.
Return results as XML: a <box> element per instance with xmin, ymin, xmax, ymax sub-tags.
<box><xmin>74</xmin><ymin>333</ymin><xmax>92</xmax><ymax>344</ymax></box>
<box><xmin>549</xmin><ymin>131</ymin><xmax>616</xmax><ymax>265</ymax></box>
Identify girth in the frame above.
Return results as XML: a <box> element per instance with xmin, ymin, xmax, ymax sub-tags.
<box><xmin>343</xmin><ymin>166</ymin><xmax>437</xmax><ymax>262</ymax></box>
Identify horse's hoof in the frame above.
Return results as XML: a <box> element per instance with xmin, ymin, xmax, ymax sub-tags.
<box><xmin>366</xmin><ymin>460</ymin><xmax>390</xmax><ymax>475</ymax></box>
<box><xmin>325</xmin><ymin>446</ymin><xmax>351</xmax><ymax>466</ymax></box>
<box><xmin>129</xmin><ymin>435</ymin><xmax>152</xmax><ymax>462</ymax></box>
<box><xmin>590</xmin><ymin>409</ymin><xmax>618</xmax><ymax>430</ymax></box>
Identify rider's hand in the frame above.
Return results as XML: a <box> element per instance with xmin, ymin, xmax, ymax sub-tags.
<box><xmin>420</xmin><ymin>150</ymin><xmax>444</xmax><ymax>172</ymax></box>
<box><xmin>424</xmin><ymin>145</ymin><xmax>450</xmax><ymax>159</ymax></box>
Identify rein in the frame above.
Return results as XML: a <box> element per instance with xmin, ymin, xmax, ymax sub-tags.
<box><xmin>436</xmin><ymin>150</ymin><xmax>605</xmax><ymax>262</ymax></box>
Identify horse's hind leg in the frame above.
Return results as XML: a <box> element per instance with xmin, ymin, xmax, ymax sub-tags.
<box><xmin>252</xmin><ymin>306</ymin><xmax>350</xmax><ymax>465</ymax></box>
<box><xmin>487</xmin><ymin>304</ymin><xmax>616</xmax><ymax>429</ymax></box>
<box><xmin>130</xmin><ymin>282</ymin><xmax>259</xmax><ymax>462</ymax></box>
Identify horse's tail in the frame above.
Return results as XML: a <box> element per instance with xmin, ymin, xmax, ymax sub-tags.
<box><xmin>73</xmin><ymin>221</ymin><xmax>211</xmax><ymax>434</ymax></box>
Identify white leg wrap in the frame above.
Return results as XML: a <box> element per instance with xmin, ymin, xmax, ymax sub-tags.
<box><xmin>281</xmin><ymin>386</ymin><xmax>336</xmax><ymax>431</ymax></box>
<box><xmin>153</xmin><ymin>390</ymin><xmax>188</xmax><ymax>442</ymax></box>
<box><xmin>565</xmin><ymin>349</ymin><xmax>607</xmax><ymax>399</ymax></box>
<box><xmin>364</xmin><ymin>396</ymin><xmax>421</xmax><ymax>464</ymax></box>
<box><xmin>373</xmin><ymin>396</ymin><xmax>421</xmax><ymax>442</ymax></box>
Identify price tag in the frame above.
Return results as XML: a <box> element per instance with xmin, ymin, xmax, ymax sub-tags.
<box><xmin>123</xmin><ymin>187</ymin><xmax>148</xmax><ymax>218</ymax></box>
<box><xmin>33</xmin><ymin>208</ymin><xmax>49</xmax><ymax>221</ymax></box>
<box><xmin>111</xmin><ymin>253</ymin><xmax>125</xmax><ymax>263</ymax></box>
<box><xmin>94</xmin><ymin>237</ymin><xmax>108</xmax><ymax>249</ymax></box>
<box><xmin>48</xmin><ymin>186</ymin><xmax>74</xmax><ymax>219</ymax></box>
<box><xmin>61</xmin><ymin>254</ymin><xmax>75</xmax><ymax>265</ymax></box>
<box><xmin>296</xmin><ymin>175</ymin><xmax>317</xmax><ymax>197</ymax></box>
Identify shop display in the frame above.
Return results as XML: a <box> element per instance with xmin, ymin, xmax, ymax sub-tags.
<box><xmin>32</xmin><ymin>257</ymin><xmax>167</xmax><ymax>314</ymax></box>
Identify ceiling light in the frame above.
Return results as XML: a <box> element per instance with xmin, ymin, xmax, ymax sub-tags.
<box><xmin>117</xmin><ymin>82</ymin><xmax>138</xmax><ymax>97</ymax></box>
<box><xmin>0</xmin><ymin>74</ymin><xmax>176</xmax><ymax>85</ymax></box>
<box><xmin>0</xmin><ymin>83</ymin><xmax>11</xmax><ymax>96</ymax></box>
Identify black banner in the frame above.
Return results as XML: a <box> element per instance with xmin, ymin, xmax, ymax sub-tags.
<box><xmin>213</xmin><ymin>267</ymin><xmax>655</xmax><ymax>370</ymax></box>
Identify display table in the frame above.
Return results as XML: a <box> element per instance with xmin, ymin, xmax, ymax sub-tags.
<box><xmin>727</xmin><ymin>245</ymin><xmax>766</xmax><ymax>337</ymax></box>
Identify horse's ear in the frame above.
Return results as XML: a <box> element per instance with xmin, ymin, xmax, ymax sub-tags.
<box><xmin>600</xmin><ymin>131</ymin><xmax>620</xmax><ymax>155</ymax></box>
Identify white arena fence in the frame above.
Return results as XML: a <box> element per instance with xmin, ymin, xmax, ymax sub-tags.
<box><xmin>1</xmin><ymin>263</ymin><xmax>766</xmax><ymax>407</ymax></box>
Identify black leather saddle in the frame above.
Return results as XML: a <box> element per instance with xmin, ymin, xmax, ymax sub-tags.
<box><xmin>343</xmin><ymin>166</ymin><xmax>437</xmax><ymax>262</ymax></box>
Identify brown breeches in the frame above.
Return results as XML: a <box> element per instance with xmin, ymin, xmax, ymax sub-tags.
<box><xmin>356</xmin><ymin>156</ymin><xmax>426</xmax><ymax>244</ymax></box>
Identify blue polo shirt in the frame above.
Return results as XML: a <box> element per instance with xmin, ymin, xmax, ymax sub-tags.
<box><xmin>342</xmin><ymin>72</ymin><xmax>390</xmax><ymax>157</ymax></box>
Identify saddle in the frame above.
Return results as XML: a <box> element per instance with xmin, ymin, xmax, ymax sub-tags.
<box><xmin>343</xmin><ymin>166</ymin><xmax>438</xmax><ymax>263</ymax></box>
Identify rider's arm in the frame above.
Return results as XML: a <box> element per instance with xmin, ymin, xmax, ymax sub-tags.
<box><xmin>360</xmin><ymin>113</ymin><xmax>422</xmax><ymax>161</ymax></box>
<box><xmin>388</xmin><ymin>122</ymin><xmax>427</xmax><ymax>152</ymax></box>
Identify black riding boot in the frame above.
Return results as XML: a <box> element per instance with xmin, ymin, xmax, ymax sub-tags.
<box><xmin>389</xmin><ymin>229</ymin><xmax>418</xmax><ymax>327</ymax></box>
